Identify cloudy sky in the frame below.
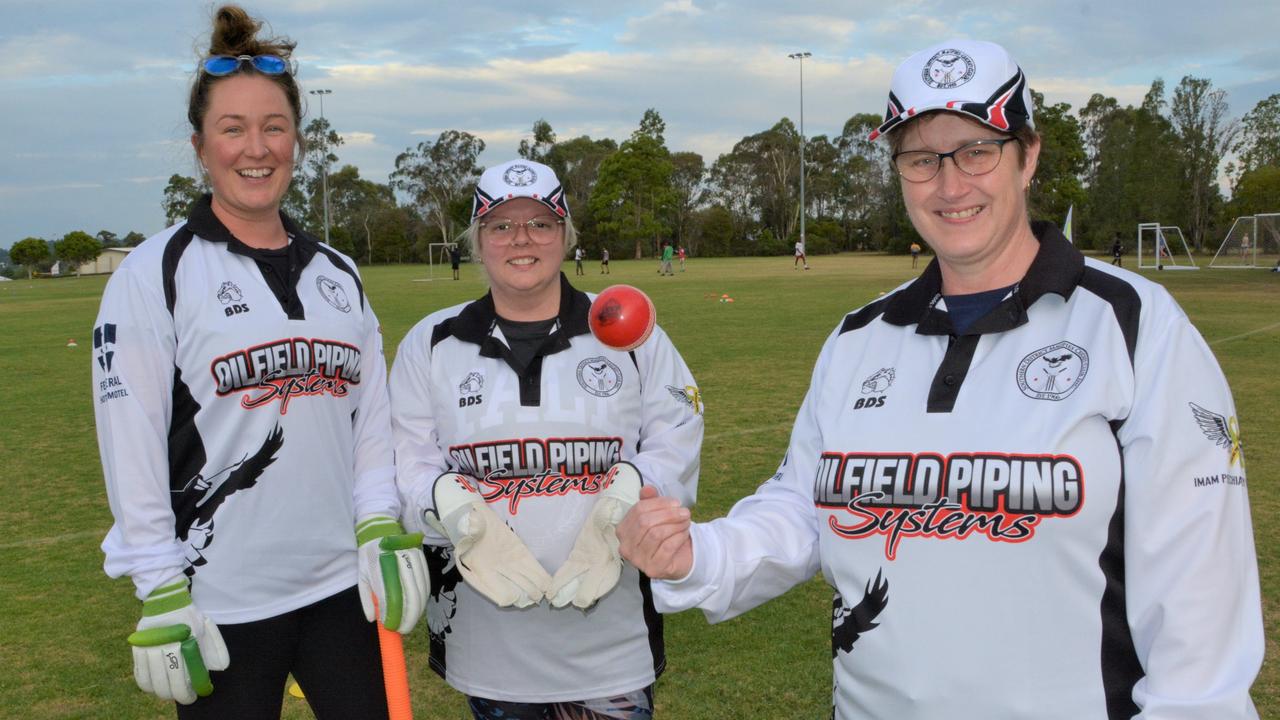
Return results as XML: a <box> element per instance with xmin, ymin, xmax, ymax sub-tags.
<box><xmin>2</xmin><ymin>0</ymin><xmax>1275</xmax><ymax>247</ymax></box>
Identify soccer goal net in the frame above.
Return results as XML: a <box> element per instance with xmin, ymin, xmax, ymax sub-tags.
<box><xmin>413</xmin><ymin>242</ymin><xmax>458</xmax><ymax>282</ymax></box>
<box><xmin>1210</xmin><ymin>216</ymin><xmax>1258</xmax><ymax>268</ymax></box>
<box><xmin>1256</xmin><ymin>213</ymin><xmax>1280</xmax><ymax>268</ymax></box>
<box><xmin>1137</xmin><ymin>223</ymin><xmax>1198</xmax><ymax>270</ymax></box>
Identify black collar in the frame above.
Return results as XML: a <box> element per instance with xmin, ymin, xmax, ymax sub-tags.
<box><xmin>449</xmin><ymin>273</ymin><xmax>593</xmax><ymax>351</ymax></box>
<box><xmin>185</xmin><ymin>194</ymin><xmax>319</xmax><ymax>265</ymax></box>
<box><xmin>883</xmin><ymin>221</ymin><xmax>1084</xmax><ymax>335</ymax></box>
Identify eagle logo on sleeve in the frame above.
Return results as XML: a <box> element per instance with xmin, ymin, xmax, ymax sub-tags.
<box><xmin>1189</xmin><ymin>402</ymin><xmax>1244</xmax><ymax>467</ymax></box>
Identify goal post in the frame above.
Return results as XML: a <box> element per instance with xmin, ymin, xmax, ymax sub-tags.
<box><xmin>1137</xmin><ymin>223</ymin><xmax>1198</xmax><ymax>270</ymax></box>
<box><xmin>414</xmin><ymin>242</ymin><xmax>459</xmax><ymax>282</ymax></box>
<box><xmin>1255</xmin><ymin>213</ymin><xmax>1280</xmax><ymax>269</ymax></box>
<box><xmin>1209</xmin><ymin>216</ymin><xmax>1258</xmax><ymax>268</ymax></box>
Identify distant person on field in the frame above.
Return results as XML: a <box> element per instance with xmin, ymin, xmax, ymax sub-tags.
<box><xmin>451</xmin><ymin>244</ymin><xmax>462</xmax><ymax>280</ymax></box>
<box><xmin>909</xmin><ymin>242</ymin><xmax>921</xmax><ymax>268</ymax></box>
<box><xmin>678</xmin><ymin>246</ymin><xmax>687</xmax><ymax>272</ymax></box>
<box><xmin>601</xmin><ymin>247</ymin><xmax>610</xmax><ymax>274</ymax></box>
<box><xmin>574</xmin><ymin>246</ymin><xmax>585</xmax><ymax>276</ymax></box>
<box><xmin>1240</xmin><ymin>233</ymin><xmax>1251</xmax><ymax>259</ymax></box>
<box><xmin>660</xmin><ymin>241</ymin><xmax>674</xmax><ymax>276</ymax></box>
<box><xmin>1111</xmin><ymin>236</ymin><xmax>1123</xmax><ymax>267</ymax></box>
<box><xmin>794</xmin><ymin>239</ymin><xmax>809</xmax><ymax>270</ymax></box>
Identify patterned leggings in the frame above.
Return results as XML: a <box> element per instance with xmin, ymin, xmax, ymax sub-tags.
<box><xmin>467</xmin><ymin>685</ymin><xmax>654</xmax><ymax>720</ymax></box>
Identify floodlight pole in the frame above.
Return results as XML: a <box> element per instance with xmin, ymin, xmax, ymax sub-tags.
<box><xmin>309</xmin><ymin>88</ymin><xmax>333</xmax><ymax>245</ymax></box>
<box><xmin>788</xmin><ymin>52</ymin><xmax>811</xmax><ymax>249</ymax></box>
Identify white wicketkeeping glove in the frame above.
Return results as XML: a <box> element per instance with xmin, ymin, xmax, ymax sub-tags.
<box><xmin>548</xmin><ymin>461</ymin><xmax>643</xmax><ymax>609</ymax></box>
<box><xmin>126</xmin><ymin>575</ymin><xmax>230</xmax><ymax>705</ymax></box>
<box><xmin>426</xmin><ymin>473</ymin><xmax>552</xmax><ymax>608</ymax></box>
<box><xmin>356</xmin><ymin>515</ymin><xmax>429</xmax><ymax>634</ymax></box>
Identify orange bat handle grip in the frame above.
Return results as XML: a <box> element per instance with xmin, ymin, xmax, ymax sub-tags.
<box><xmin>373</xmin><ymin>597</ymin><xmax>413</xmax><ymax>720</ymax></box>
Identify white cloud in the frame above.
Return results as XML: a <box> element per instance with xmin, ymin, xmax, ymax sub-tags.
<box><xmin>342</xmin><ymin>131</ymin><xmax>378</xmax><ymax>147</ymax></box>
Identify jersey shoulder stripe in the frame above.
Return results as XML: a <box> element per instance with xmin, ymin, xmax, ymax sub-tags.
<box><xmin>1078</xmin><ymin>263</ymin><xmax>1142</xmax><ymax>366</ymax></box>
<box><xmin>839</xmin><ymin>294</ymin><xmax>895</xmax><ymax>335</ymax></box>
<box><xmin>162</xmin><ymin>225</ymin><xmax>199</xmax><ymax>315</ymax></box>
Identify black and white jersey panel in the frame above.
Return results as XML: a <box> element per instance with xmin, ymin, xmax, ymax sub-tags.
<box><xmin>655</xmin><ymin>224</ymin><xmax>1261</xmax><ymax>719</ymax></box>
<box><xmin>94</xmin><ymin>197</ymin><xmax>397</xmax><ymax>624</ymax></box>
<box><xmin>390</xmin><ymin>275</ymin><xmax>703</xmax><ymax>702</ymax></box>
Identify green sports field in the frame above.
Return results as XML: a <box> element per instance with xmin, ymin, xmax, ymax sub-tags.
<box><xmin>1</xmin><ymin>254</ymin><xmax>1275</xmax><ymax>718</ymax></box>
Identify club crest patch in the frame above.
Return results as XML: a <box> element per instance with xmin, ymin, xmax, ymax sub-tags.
<box><xmin>921</xmin><ymin>48</ymin><xmax>976</xmax><ymax>89</ymax></box>
<box><xmin>503</xmin><ymin>164</ymin><xmax>537</xmax><ymax>187</ymax></box>
<box><xmin>1017</xmin><ymin>341</ymin><xmax>1088</xmax><ymax>400</ymax></box>
<box><xmin>577</xmin><ymin>356</ymin><xmax>623</xmax><ymax>397</ymax></box>
<box><xmin>1189</xmin><ymin>402</ymin><xmax>1244</xmax><ymax>467</ymax></box>
<box><xmin>316</xmin><ymin>275</ymin><xmax>351</xmax><ymax>313</ymax></box>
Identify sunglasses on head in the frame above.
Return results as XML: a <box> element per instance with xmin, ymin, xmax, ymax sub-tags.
<box><xmin>202</xmin><ymin>54</ymin><xmax>292</xmax><ymax>76</ymax></box>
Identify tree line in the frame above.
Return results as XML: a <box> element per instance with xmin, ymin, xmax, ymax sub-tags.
<box><xmin>7</xmin><ymin>75</ymin><xmax>1278</xmax><ymax>277</ymax></box>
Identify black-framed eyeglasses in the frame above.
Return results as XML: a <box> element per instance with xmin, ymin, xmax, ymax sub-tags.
<box><xmin>892</xmin><ymin>138</ymin><xmax>1016</xmax><ymax>183</ymax></box>
<box><xmin>202</xmin><ymin>55</ymin><xmax>293</xmax><ymax>77</ymax></box>
<box><xmin>478</xmin><ymin>216</ymin><xmax>565</xmax><ymax>245</ymax></box>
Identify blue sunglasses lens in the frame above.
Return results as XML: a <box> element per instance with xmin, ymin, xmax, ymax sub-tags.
<box><xmin>203</xmin><ymin>56</ymin><xmax>241</xmax><ymax>75</ymax></box>
<box><xmin>250</xmin><ymin>56</ymin><xmax>288</xmax><ymax>74</ymax></box>
<box><xmin>202</xmin><ymin>55</ymin><xmax>289</xmax><ymax>76</ymax></box>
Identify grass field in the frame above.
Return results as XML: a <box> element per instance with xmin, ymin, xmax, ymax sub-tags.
<box><xmin>1</xmin><ymin>254</ymin><xmax>1275</xmax><ymax>719</ymax></box>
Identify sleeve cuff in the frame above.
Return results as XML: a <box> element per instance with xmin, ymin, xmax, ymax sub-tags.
<box><xmin>652</xmin><ymin>522</ymin><xmax>718</xmax><ymax>612</ymax></box>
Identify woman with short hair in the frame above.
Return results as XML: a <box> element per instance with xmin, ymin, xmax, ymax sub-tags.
<box><xmin>391</xmin><ymin>159</ymin><xmax>704</xmax><ymax>719</ymax></box>
<box><xmin>619</xmin><ymin>39</ymin><xmax>1262</xmax><ymax>719</ymax></box>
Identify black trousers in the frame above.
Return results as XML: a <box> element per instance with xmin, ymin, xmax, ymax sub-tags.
<box><xmin>177</xmin><ymin>586</ymin><xmax>388</xmax><ymax>720</ymax></box>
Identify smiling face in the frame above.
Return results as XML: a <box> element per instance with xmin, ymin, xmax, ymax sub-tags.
<box><xmin>477</xmin><ymin>197</ymin><xmax>568</xmax><ymax>319</ymax></box>
<box><xmin>897</xmin><ymin>112</ymin><xmax>1041</xmax><ymax>293</ymax></box>
<box><xmin>192</xmin><ymin>74</ymin><xmax>297</xmax><ymax>230</ymax></box>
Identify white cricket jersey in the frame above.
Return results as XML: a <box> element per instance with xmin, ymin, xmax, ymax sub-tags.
<box><xmin>656</xmin><ymin>224</ymin><xmax>1262</xmax><ymax>719</ymax></box>
<box><xmin>390</xmin><ymin>274</ymin><xmax>703</xmax><ymax>702</ymax></box>
<box><xmin>93</xmin><ymin>196</ymin><xmax>397</xmax><ymax>623</ymax></box>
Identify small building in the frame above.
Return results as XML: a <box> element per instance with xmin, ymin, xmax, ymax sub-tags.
<box><xmin>75</xmin><ymin>247</ymin><xmax>133</xmax><ymax>275</ymax></box>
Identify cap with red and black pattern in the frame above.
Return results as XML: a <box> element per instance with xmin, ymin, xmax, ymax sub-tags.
<box><xmin>869</xmin><ymin>39</ymin><xmax>1034</xmax><ymax>142</ymax></box>
<box><xmin>471</xmin><ymin>159</ymin><xmax>570</xmax><ymax>222</ymax></box>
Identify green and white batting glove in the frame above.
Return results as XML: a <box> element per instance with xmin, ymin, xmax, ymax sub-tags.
<box><xmin>126</xmin><ymin>576</ymin><xmax>230</xmax><ymax>705</ymax></box>
<box><xmin>548</xmin><ymin>461</ymin><xmax>643</xmax><ymax>609</ymax></box>
<box><xmin>426</xmin><ymin>473</ymin><xmax>552</xmax><ymax>608</ymax></box>
<box><xmin>356</xmin><ymin>515</ymin><xmax>428</xmax><ymax>634</ymax></box>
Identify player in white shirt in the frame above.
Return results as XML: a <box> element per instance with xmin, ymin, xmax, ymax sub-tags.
<box><xmin>93</xmin><ymin>6</ymin><xmax>425</xmax><ymax>717</ymax></box>
<box><xmin>619</xmin><ymin>39</ymin><xmax>1262</xmax><ymax>719</ymax></box>
<box><xmin>391</xmin><ymin>160</ymin><xmax>703</xmax><ymax>719</ymax></box>
<box><xmin>794</xmin><ymin>239</ymin><xmax>808</xmax><ymax>269</ymax></box>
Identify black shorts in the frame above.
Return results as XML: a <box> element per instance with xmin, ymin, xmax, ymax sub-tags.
<box><xmin>176</xmin><ymin>586</ymin><xmax>387</xmax><ymax>720</ymax></box>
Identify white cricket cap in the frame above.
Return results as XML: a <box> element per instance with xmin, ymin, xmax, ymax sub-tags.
<box><xmin>868</xmin><ymin>39</ymin><xmax>1035</xmax><ymax>141</ymax></box>
<box><xmin>471</xmin><ymin>159</ymin><xmax>570</xmax><ymax>221</ymax></box>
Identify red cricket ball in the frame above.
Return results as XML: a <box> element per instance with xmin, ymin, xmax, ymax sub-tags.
<box><xmin>589</xmin><ymin>284</ymin><xmax>656</xmax><ymax>351</ymax></box>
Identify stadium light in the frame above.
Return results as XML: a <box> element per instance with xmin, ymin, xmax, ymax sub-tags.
<box><xmin>788</xmin><ymin>52</ymin><xmax>811</xmax><ymax>250</ymax></box>
<box><xmin>309</xmin><ymin>88</ymin><xmax>333</xmax><ymax>245</ymax></box>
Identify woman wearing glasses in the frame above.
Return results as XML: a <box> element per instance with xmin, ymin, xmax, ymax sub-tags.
<box><xmin>619</xmin><ymin>39</ymin><xmax>1262</xmax><ymax>719</ymax></box>
<box><xmin>92</xmin><ymin>6</ymin><xmax>425</xmax><ymax>718</ymax></box>
<box><xmin>390</xmin><ymin>159</ymin><xmax>703</xmax><ymax>719</ymax></box>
